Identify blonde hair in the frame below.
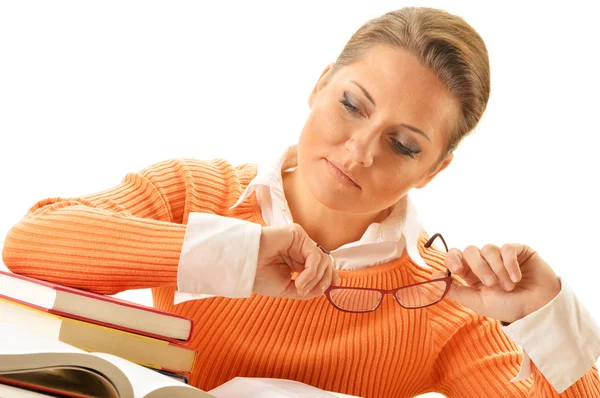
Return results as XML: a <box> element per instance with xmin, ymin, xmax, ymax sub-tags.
<box><xmin>333</xmin><ymin>7</ymin><xmax>490</xmax><ymax>157</ymax></box>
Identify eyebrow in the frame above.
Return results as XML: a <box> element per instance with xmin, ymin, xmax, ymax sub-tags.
<box><xmin>350</xmin><ymin>80</ymin><xmax>376</xmax><ymax>106</ymax></box>
<box><xmin>350</xmin><ymin>80</ymin><xmax>431</xmax><ymax>142</ymax></box>
<box><xmin>400</xmin><ymin>124</ymin><xmax>431</xmax><ymax>141</ymax></box>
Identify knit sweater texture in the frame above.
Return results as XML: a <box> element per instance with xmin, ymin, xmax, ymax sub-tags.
<box><xmin>3</xmin><ymin>158</ymin><xmax>599</xmax><ymax>397</ymax></box>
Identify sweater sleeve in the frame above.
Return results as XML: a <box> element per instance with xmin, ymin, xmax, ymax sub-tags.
<box><xmin>1</xmin><ymin>159</ymin><xmax>238</xmax><ymax>295</ymax></box>
<box><xmin>432</xmin><ymin>313</ymin><xmax>600</xmax><ymax>397</ymax></box>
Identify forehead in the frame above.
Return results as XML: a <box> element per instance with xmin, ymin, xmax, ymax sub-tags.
<box><xmin>330</xmin><ymin>45</ymin><xmax>458</xmax><ymax>138</ymax></box>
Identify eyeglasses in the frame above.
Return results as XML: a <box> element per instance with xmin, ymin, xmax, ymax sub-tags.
<box><xmin>324</xmin><ymin>233</ymin><xmax>452</xmax><ymax>313</ymax></box>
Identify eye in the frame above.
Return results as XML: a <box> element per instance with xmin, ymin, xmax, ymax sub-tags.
<box><xmin>392</xmin><ymin>138</ymin><xmax>421</xmax><ymax>159</ymax></box>
<box><xmin>340</xmin><ymin>92</ymin><xmax>360</xmax><ymax>114</ymax></box>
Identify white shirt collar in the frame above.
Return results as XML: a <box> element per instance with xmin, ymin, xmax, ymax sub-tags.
<box><xmin>231</xmin><ymin>146</ymin><xmax>429</xmax><ymax>270</ymax></box>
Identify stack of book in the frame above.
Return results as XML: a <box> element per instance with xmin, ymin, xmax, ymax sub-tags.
<box><xmin>0</xmin><ymin>270</ymin><xmax>213</xmax><ymax>397</ymax></box>
<box><xmin>0</xmin><ymin>270</ymin><xmax>361</xmax><ymax>398</ymax></box>
<box><xmin>0</xmin><ymin>322</ymin><xmax>358</xmax><ymax>397</ymax></box>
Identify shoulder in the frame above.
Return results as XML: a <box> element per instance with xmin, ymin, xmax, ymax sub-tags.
<box><xmin>138</xmin><ymin>158</ymin><xmax>257</xmax><ymax>182</ymax></box>
<box><xmin>140</xmin><ymin>158</ymin><xmax>257</xmax><ymax>175</ymax></box>
<box><xmin>134</xmin><ymin>158</ymin><xmax>259</xmax><ymax>213</ymax></box>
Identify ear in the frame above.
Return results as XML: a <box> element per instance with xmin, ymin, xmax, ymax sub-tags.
<box><xmin>415</xmin><ymin>152</ymin><xmax>454</xmax><ymax>189</ymax></box>
<box><xmin>308</xmin><ymin>62</ymin><xmax>334</xmax><ymax>108</ymax></box>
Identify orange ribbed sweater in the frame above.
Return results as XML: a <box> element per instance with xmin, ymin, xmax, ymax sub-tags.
<box><xmin>3</xmin><ymin>158</ymin><xmax>599</xmax><ymax>397</ymax></box>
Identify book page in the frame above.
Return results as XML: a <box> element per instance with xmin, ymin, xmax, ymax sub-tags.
<box><xmin>0</xmin><ymin>367</ymin><xmax>119</xmax><ymax>398</ymax></box>
<box><xmin>0</xmin><ymin>324</ymin><xmax>133</xmax><ymax>397</ymax></box>
<box><xmin>93</xmin><ymin>353</ymin><xmax>214</xmax><ymax>398</ymax></box>
<box><xmin>209</xmin><ymin>377</ymin><xmax>361</xmax><ymax>398</ymax></box>
<box><xmin>0</xmin><ymin>383</ymin><xmax>55</xmax><ymax>397</ymax></box>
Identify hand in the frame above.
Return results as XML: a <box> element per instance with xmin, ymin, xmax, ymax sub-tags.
<box><xmin>433</xmin><ymin>243</ymin><xmax>561</xmax><ymax>324</ymax></box>
<box><xmin>254</xmin><ymin>224</ymin><xmax>340</xmax><ymax>300</ymax></box>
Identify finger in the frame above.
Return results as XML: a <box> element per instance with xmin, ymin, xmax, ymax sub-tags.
<box><xmin>296</xmin><ymin>250</ymin><xmax>329</xmax><ymax>295</ymax></box>
<box><xmin>463</xmin><ymin>245</ymin><xmax>497</xmax><ymax>287</ymax></box>
<box><xmin>432</xmin><ymin>270</ymin><xmax>486</xmax><ymax>314</ymax></box>
<box><xmin>317</xmin><ymin>245</ymin><xmax>339</xmax><ymax>287</ymax></box>
<box><xmin>445</xmin><ymin>280</ymin><xmax>487</xmax><ymax>315</ymax></box>
<box><xmin>281</xmin><ymin>280</ymin><xmax>314</xmax><ymax>300</ymax></box>
<box><xmin>445</xmin><ymin>248</ymin><xmax>463</xmax><ymax>273</ymax></box>
<box><xmin>446</xmin><ymin>248</ymin><xmax>479</xmax><ymax>286</ymax></box>
<box><xmin>500</xmin><ymin>244</ymin><xmax>522</xmax><ymax>283</ymax></box>
<box><xmin>319</xmin><ymin>258</ymin><xmax>334</xmax><ymax>293</ymax></box>
<box><xmin>286</xmin><ymin>260</ymin><xmax>333</xmax><ymax>300</ymax></box>
<box><xmin>294</xmin><ymin>248</ymin><xmax>320</xmax><ymax>288</ymax></box>
<box><xmin>286</xmin><ymin>224</ymin><xmax>321</xmax><ymax>288</ymax></box>
<box><xmin>302</xmin><ymin>264</ymin><xmax>333</xmax><ymax>299</ymax></box>
<box><xmin>305</xmin><ymin>254</ymin><xmax>333</xmax><ymax>294</ymax></box>
<box><xmin>481</xmin><ymin>244</ymin><xmax>515</xmax><ymax>291</ymax></box>
<box><xmin>299</xmin><ymin>254</ymin><xmax>338</xmax><ymax>299</ymax></box>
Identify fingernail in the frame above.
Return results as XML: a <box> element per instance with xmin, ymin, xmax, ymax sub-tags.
<box><xmin>448</xmin><ymin>261</ymin><xmax>459</xmax><ymax>272</ymax></box>
<box><xmin>483</xmin><ymin>275</ymin><xmax>496</xmax><ymax>286</ymax></box>
<box><xmin>510</xmin><ymin>272</ymin><xmax>520</xmax><ymax>283</ymax></box>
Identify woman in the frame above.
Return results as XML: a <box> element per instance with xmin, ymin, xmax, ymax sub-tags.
<box><xmin>3</xmin><ymin>6</ymin><xmax>599</xmax><ymax>397</ymax></box>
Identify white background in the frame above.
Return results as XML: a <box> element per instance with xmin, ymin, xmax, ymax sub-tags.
<box><xmin>1</xmin><ymin>0</ymin><xmax>598</xmax><ymax>393</ymax></box>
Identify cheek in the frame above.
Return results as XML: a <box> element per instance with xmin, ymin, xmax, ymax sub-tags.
<box><xmin>303</xmin><ymin>103</ymin><xmax>349</xmax><ymax>146</ymax></box>
<box><xmin>369</xmin><ymin>163</ymin><xmax>418</xmax><ymax>201</ymax></box>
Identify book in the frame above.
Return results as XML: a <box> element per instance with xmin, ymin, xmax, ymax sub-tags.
<box><xmin>208</xmin><ymin>377</ymin><xmax>361</xmax><ymax>398</ymax></box>
<box><xmin>0</xmin><ymin>270</ymin><xmax>192</xmax><ymax>342</ymax></box>
<box><xmin>0</xmin><ymin>383</ymin><xmax>55</xmax><ymax>397</ymax></box>
<box><xmin>0</xmin><ymin>297</ymin><xmax>196</xmax><ymax>374</ymax></box>
<box><xmin>0</xmin><ymin>324</ymin><xmax>213</xmax><ymax>398</ymax></box>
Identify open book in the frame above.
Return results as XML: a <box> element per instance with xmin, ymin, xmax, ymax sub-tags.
<box><xmin>209</xmin><ymin>377</ymin><xmax>361</xmax><ymax>398</ymax></box>
<box><xmin>0</xmin><ymin>324</ymin><xmax>213</xmax><ymax>398</ymax></box>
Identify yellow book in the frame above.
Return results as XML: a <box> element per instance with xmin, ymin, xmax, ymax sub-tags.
<box><xmin>0</xmin><ymin>297</ymin><xmax>196</xmax><ymax>374</ymax></box>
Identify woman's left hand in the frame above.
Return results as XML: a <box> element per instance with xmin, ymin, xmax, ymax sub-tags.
<box><xmin>434</xmin><ymin>243</ymin><xmax>562</xmax><ymax>324</ymax></box>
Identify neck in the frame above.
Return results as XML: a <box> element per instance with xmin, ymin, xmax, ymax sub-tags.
<box><xmin>282</xmin><ymin>168</ymin><xmax>391</xmax><ymax>251</ymax></box>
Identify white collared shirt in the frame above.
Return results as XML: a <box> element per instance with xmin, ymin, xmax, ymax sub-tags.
<box><xmin>175</xmin><ymin>148</ymin><xmax>600</xmax><ymax>393</ymax></box>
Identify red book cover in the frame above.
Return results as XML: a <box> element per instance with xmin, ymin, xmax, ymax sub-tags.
<box><xmin>0</xmin><ymin>270</ymin><xmax>194</xmax><ymax>344</ymax></box>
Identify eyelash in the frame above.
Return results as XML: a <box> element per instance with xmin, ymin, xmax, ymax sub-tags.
<box><xmin>340</xmin><ymin>98</ymin><xmax>360</xmax><ymax>114</ymax></box>
<box><xmin>392</xmin><ymin>139</ymin><xmax>420</xmax><ymax>159</ymax></box>
<box><xmin>340</xmin><ymin>95</ymin><xmax>420</xmax><ymax>159</ymax></box>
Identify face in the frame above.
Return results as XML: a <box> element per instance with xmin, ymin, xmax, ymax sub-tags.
<box><xmin>297</xmin><ymin>44</ymin><xmax>458</xmax><ymax>215</ymax></box>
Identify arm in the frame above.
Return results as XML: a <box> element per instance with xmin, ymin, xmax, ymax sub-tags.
<box><xmin>1</xmin><ymin>159</ymin><xmax>229</xmax><ymax>295</ymax></box>
<box><xmin>417</xmin><ymin>233</ymin><xmax>600</xmax><ymax>396</ymax></box>
<box><xmin>2</xmin><ymin>158</ymin><xmax>336</xmax><ymax>302</ymax></box>
<box><xmin>432</xmin><ymin>312</ymin><xmax>600</xmax><ymax>397</ymax></box>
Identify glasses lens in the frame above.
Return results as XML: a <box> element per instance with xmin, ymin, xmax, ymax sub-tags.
<box><xmin>395</xmin><ymin>279</ymin><xmax>448</xmax><ymax>308</ymax></box>
<box><xmin>329</xmin><ymin>288</ymin><xmax>383</xmax><ymax>312</ymax></box>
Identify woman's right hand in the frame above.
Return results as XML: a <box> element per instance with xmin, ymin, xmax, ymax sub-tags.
<box><xmin>254</xmin><ymin>224</ymin><xmax>339</xmax><ymax>300</ymax></box>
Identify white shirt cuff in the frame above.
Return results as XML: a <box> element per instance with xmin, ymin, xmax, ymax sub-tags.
<box><xmin>501</xmin><ymin>278</ymin><xmax>600</xmax><ymax>393</ymax></box>
<box><xmin>174</xmin><ymin>213</ymin><xmax>261</xmax><ymax>304</ymax></box>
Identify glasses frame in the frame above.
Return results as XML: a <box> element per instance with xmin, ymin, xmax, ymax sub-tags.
<box><xmin>324</xmin><ymin>233</ymin><xmax>453</xmax><ymax>313</ymax></box>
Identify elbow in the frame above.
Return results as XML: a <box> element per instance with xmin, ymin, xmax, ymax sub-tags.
<box><xmin>2</xmin><ymin>224</ymin><xmax>30</xmax><ymax>275</ymax></box>
<box><xmin>2</xmin><ymin>198</ymin><xmax>85</xmax><ymax>278</ymax></box>
<box><xmin>2</xmin><ymin>223</ymin><xmax>123</xmax><ymax>296</ymax></box>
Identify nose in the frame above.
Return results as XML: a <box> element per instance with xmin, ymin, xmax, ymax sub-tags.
<box><xmin>344</xmin><ymin>130</ymin><xmax>378</xmax><ymax>167</ymax></box>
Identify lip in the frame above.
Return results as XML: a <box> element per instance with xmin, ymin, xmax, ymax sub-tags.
<box><xmin>325</xmin><ymin>159</ymin><xmax>360</xmax><ymax>188</ymax></box>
